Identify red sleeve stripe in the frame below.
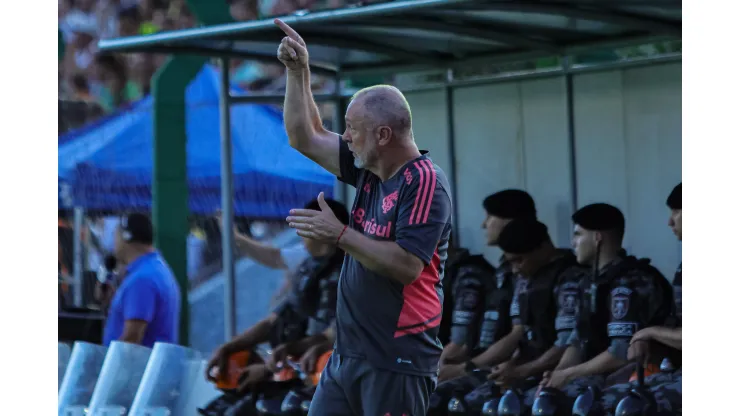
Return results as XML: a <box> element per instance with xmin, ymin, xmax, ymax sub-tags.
<box><xmin>420</xmin><ymin>159</ymin><xmax>437</xmax><ymax>224</ymax></box>
<box><xmin>409</xmin><ymin>159</ymin><xmax>437</xmax><ymax>225</ymax></box>
<box><xmin>408</xmin><ymin>161</ymin><xmax>425</xmax><ymax>225</ymax></box>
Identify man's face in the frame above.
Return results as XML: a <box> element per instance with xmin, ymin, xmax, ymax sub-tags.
<box><xmin>481</xmin><ymin>214</ymin><xmax>510</xmax><ymax>246</ymax></box>
<box><xmin>230</xmin><ymin>1</ymin><xmax>257</xmax><ymax>21</ymax></box>
<box><xmin>504</xmin><ymin>252</ymin><xmax>540</xmax><ymax>278</ymax></box>
<box><xmin>301</xmin><ymin>237</ymin><xmax>325</xmax><ymax>258</ymax></box>
<box><xmin>343</xmin><ymin>99</ymin><xmax>378</xmax><ymax>170</ymax></box>
<box><xmin>119</xmin><ymin>18</ymin><xmax>139</xmax><ymax>36</ymax></box>
<box><xmin>73</xmin><ymin>32</ymin><xmax>94</xmax><ymax>49</ymax></box>
<box><xmin>113</xmin><ymin>226</ymin><xmax>129</xmax><ymax>261</ymax></box>
<box><xmin>572</xmin><ymin>224</ymin><xmax>598</xmax><ymax>265</ymax></box>
<box><xmin>669</xmin><ymin>208</ymin><xmax>682</xmax><ymax>241</ymax></box>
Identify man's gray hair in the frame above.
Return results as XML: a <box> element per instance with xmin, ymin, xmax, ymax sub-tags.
<box><xmin>352</xmin><ymin>85</ymin><xmax>413</xmax><ymax>139</ymax></box>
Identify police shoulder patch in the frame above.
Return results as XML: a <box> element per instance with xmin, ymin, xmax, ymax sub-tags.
<box><xmin>461</xmin><ymin>291</ymin><xmax>479</xmax><ymax>310</ymax></box>
<box><xmin>610</xmin><ymin>287</ymin><xmax>632</xmax><ymax>320</ymax></box>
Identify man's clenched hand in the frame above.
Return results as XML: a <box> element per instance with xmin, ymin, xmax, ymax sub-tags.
<box><xmin>275</xmin><ymin>19</ymin><xmax>309</xmax><ymax>72</ymax></box>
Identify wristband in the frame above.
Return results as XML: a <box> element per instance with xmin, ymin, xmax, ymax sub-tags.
<box><xmin>336</xmin><ymin>225</ymin><xmax>348</xmax><ymax>245</ymax></box>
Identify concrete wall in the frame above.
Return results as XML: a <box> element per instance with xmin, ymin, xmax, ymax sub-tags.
<box><xmin>339</xmin><ymin>61</ymin><xmax>681</xmax><ymax>277</ymax></box>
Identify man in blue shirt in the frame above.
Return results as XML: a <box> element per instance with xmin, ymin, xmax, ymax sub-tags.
<box><xmin>102</xmin><ymin>213</ymin><xmax>181</xmax><ymax>347</ymax></box>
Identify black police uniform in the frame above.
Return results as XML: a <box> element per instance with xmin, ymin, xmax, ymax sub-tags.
<box><xmin>599</xmin><ymin>262</ymin><xmax>682</xmax><ymax>415</ymax></box>
<box><xmin>428</xmin><ymin>255</ymin><xmax>515</xmax><ymax>415</ymax></box>
<box><xmin>201</xmin><ymin>253</ymin><xmax>343</xmax><ymax>416</ymax></box>
<box><xmin>455</xmin><ymin>251</ymin><xmax>587</xmax><ymax>414</ymax></box>
<box><xmin>270</xmin><ymin>254</ymin><xmax>341</xmax><ymax>346</ymax></box>
<box><xmin>547</xmin><ymin>255</ymin><xmax>674</xmax><ymax>412</ymax></box>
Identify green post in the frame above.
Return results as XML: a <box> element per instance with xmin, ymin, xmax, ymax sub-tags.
<box><xmin>151</xmin><ymin>0</ymin><xmax>232</xmax><ymax>346</ymax></box>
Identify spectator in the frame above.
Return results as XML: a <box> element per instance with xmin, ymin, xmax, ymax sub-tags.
<box><xmin>60</xmin><ymin>0</ymin><xmax>97</xmax><ymax>41</ymax></box>
<box><xmin>96</xmin><ymin>0</ymin><xmax>123</xmax><ymax>39</ymax></box>
<box><xmin>118</xmin><ymin>5</ymin><xmax>142</xmax><ymax>37</ymax></box>
<box><xmin>92</xmin><ymin>54</ymin><xmax>142</xmax><ymax>112</ymax></box>
<box><xmin>62</xmin><ymin>15</ymin><xmax>98</xmax><ymax>77</ymax></box>
<box><xmin>129</xmin><ymin>54</ymin><xmax>157</xmax><ymax>95</ymax></box>
<box><xmin>228</xmin><ymin>0</ymin><xmax>259</xmax><ymax>21</ymax></box>
<box><xmin>177</xmin><ymin>7</ymin><xmax>196</xmax><ymax>29</ymax></box>
<box><xmin>58</xmin><ymin>0</ymin><xmax>357</xmax><ymax>131</ymax></box>
<box><xmin>71</xmin><ymin>73</ymin><xmax>96</xmax><ymax>102</ymax></box>
<box><xmin>102</xmin><ymin>213</ymin><xmax>181</xmax><ymax>347</ymax></box>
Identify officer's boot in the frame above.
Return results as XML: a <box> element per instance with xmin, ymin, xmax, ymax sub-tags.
<box><xmin>427</xmin><ymin>388</ymin><xmax>452</xmax><ymax>416</ymax></box>
<box><xmin>279</xmin><ymin>389</ymin><xmax>304</xmax><ymax>416</ymax></box>
<box><xmin>447</xmin><ymin>394</ymin><xmax>469</xmax><ymax>415</ymax></box>
<box><xmin>199</xmin><ymin>392</ymin><xmax>243</xmax><ymax>416</ymax></box>
<box><xmin>614</xmin><ymin>390</ymin><xmax>656</xmax><ymax>416</ymax></box>
<box><xmin>572</xmin><ymin>385</ymin><xmax>603</xmax><ymax>416</ymax></box>
<box><xmin>280</xmin><ymin>385</ymin><xmax>316</xmax><ymax>416</ymax></box>
<box><xmin>614</xmin><ymin>363</ymin><xmax>656</xmax><ymax>416</ymax></box>
<box><xmin>497</xmin><ymin>390</ymin><xmax>523</xmax><ymax>416</ymax></box>
<box><xmin>660</xmin><ymin>358</ymin><xmax>675</xmax><ymax>373</ymax></box>
<box><xmin>225</xmin><ymin>392</ymin><xmax>259</xmax><ymax>416</ymax></box>
<box><xmin>466</xmin><ymin>382</ymin><xmax>501</xmax><ymax>415</ymax></box>
<box><xmin>531</xmin><ymin>387</ymin><xmax>568</xmax><ymax>416</ymax></box>
<box><xmin>255</xmin><ymin>394</ymin><xmax>284</xmax><ymax>416</ymax></box>
<box><xmin>480</xmin><ymin>398</ymin><xmax>499</xmax><ymax>415</ymax></box>
<box><xmin>300</xmin><ymin>399</ymin><xmax>311</xmax><ymax>416</ymax></box>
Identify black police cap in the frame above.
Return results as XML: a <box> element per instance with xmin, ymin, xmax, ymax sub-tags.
<box><xmin>482</xmin><ymin>189</ymin><xmax>537</xmax><ymax>220</ymax></box>
<box><xmin>120</xmin><ymin>213</ymin><xmax>154</xmax><ymax>244</ymax></box>
<box><xmin>498</xmin><ymin>218</ymin><xmax>549</xmax><ymax>254</ymax></box>
<box><xmin>666</xmin><ymin>183</ymin><xmax>681</xmax><ymax>210</ymax></box>
<box><xmin>572</xmin><ymin>203</ymin><xmax>625</xmax><ymax>233</ymax></box>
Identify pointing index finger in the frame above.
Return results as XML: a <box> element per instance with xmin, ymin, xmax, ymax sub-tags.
<box><xmin>274</xmin><ymin>18</ymin><xmax>306</xmax><ymax>47</ymax></box>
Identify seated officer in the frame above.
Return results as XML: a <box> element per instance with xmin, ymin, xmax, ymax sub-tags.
<box><xmin>598</xmin><ymin>184</ymin><xmax>682</xmax><ymax>415</ymax></box>
<box><xmin>444</xmin><ymin>219</ymin><xmax>587</xmax><ymax>414</ymax></box>
<box><xmin>534</xmin><ymin>203</ymin><xmax>674</xmax><ymax>413</ymax></box>
<box><xmin>202</xmin><ymin>199</ymin><xmax>349</xmax><ymax>413</ymax></box>
<box><xmin>427</xmin><ymin>190</ymin><xmax>534</xmax><ymax>415</ymax></box>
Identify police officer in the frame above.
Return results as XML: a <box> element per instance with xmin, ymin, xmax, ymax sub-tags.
<box><xmin>202</xmin><ymin>199</ymin><xmax>349</xmax><ymax>414</ymax></box>
<box><xmin>533</xmin><ymin>203</ymin><xmax>674</xmax><ymax>413</ymax></box>
<box><xmin>429</xmin><ymin>189</ymin><xmax>537</xmax><ymax>415</ymax></box>
<box><xmin>454</xmin><ymin>218</ymin><xmax>587</xmax><ymax>414</ymax></box>
<box><xmin>599</xmin><ymin>184</ymin><xmax>683</xmax><ymax>414</ymax></box>
<box><xmin>428</xmin><ymin>190</ymin><xmax>535</xmax><ymax>415</ymax></box>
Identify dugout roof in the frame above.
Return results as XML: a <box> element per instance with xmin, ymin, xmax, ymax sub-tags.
<box><xmin>98</xmin><ymin>0</ymin><xmax>682</xmax><ymax>76</ymax></box>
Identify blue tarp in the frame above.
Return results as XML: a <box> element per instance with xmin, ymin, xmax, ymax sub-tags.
<box><xmin>58</xmin><ymin>66</ymin><xmax>335</xmax><ymax>217</ymax></box>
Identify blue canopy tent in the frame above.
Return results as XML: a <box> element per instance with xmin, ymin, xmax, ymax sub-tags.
<box><xmin>58</xmin><ymin>66</ymin><xmax>334</xmax><ymax>217</ymax></box>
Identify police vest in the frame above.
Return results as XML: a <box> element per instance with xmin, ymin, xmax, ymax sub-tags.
<box><xmin>576</xmin><ymin>256</ymin><xmax>673</xmax><ymax>361</ymax></box>
<box><xmin>448</xmin><ymin>252</ymin><xmax>494</xmax><ymax>350</ymax></box>
<box><xmin>309</xmin><ymin>267</ymin><xmax>340</xmax><ymax>336</ymax></box>
<box><xmin>519</xmin><ymin>253</ymin><xmax>583</xmax><ymax>360</ymax></box>
<box><xmin>474</xmin><ymin>260</ymin><xmax>515</xmax><ymax>354</ymax></box>
<box><xmin>269</xmin><ymin>251</ymin><xmax>344</xmax><ymax>347</ymax></box>
<box><xmin>670</xmin><ymin>263</ymin><xmax>682</xmax><ymax>328</ymax></box>
<box><xmin>655</xmin><ymin>262</ymin><xmax>682</xmax><ymax>369</ymax></box>
<box><xmin>440</xmin><ymin>248</ymin><xmax>479</xmax><ymax>345</ymax></box>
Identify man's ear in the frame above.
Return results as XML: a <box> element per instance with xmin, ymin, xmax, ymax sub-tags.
<box><xmin>593</xmin><ymin>231</ymin><xmax>603</xmax><ymax>244</ymax></box>
<box><xmin>377</xmin><ymin>126</ymin><xmax>393</xmax><ymax>146</ymax></box>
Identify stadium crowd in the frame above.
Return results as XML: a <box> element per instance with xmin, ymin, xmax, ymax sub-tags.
<box><xmin>58</xmin><ymin>0</ymin><xmax>386</xmax><ymax>133</ymax></box>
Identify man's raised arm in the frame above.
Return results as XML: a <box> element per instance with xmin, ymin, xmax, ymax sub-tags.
<box><xmin>275</xmin><ymin>19</ymin><xmax>341</xmax><ymax>177</ymax></box>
